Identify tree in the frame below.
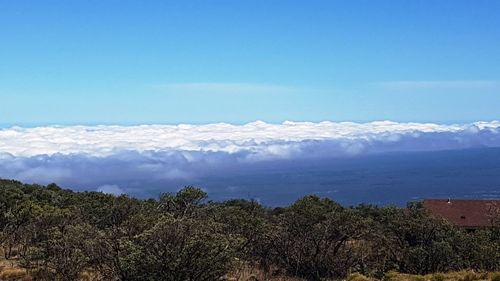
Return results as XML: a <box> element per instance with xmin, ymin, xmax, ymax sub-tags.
<box><xmin>269</xmin><ymin>196</ymin><xmax>370</xmax><ymax>280</ymax></box>
<box><xmin>100</xmin><ymin>215</ymin><xmax>241</xmax><ymax>281</ymax></box>
<box><xmin>158</xmin><ymin>186</ymin><xmax>207</xmax><ymax>218</ymax></box>
<box><xmin>22</xmin><ymin>223</ymin><xmax>96</xmax><ymax>281</ymax></box>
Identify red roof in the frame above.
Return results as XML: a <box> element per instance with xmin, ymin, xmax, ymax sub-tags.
<box><xmin>423</xmin><ymin>199</ymin><xmax>500</xmax><ymax>228</ymax></box>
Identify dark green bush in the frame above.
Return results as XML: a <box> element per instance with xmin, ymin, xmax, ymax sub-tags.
<box><xmin>0</xmin><ymin>179</ymin><xmax>498</xmax><ymax>280</ymax></box>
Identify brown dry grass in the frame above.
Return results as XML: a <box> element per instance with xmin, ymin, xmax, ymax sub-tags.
<box><xmin>226</xmin><ymin>264</ymin><xmax>304</xmax><ymax>281</ymax></box>
<box><xmin>0</xmin><ymin>268</ymin><xmax>31</xmax><ymax>281</ymax></box>
<box><xmin>1</xmin><ymin>256</ymin><xmax>500</xmax><ymax>281</ymax></box>
<box><xmin>227</xmin><ymin>267</ymin><xmax>500</xmax><ymax>281</ymax></box>
<box><xmin>355</xmin><ymin>270</ymin><xmax>500</xmax><ymax>281</ymax></box>
<box><xmin>0</xmin><ymin>252</ymin><xmax>31</xmax><ymax>281</ymax></box>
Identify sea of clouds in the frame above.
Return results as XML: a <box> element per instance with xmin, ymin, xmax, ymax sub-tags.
<box><xmin>1</xmin><ymin>120</ymin><xmax>500</xmax><ymax>195</ymax></box>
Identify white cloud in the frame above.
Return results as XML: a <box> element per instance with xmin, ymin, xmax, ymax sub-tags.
<box><xmin>1</xmin><ymin>120</ymin><xmax>500</xmax><ymax>194</ymax></box>
<box><xmin>0</xmin><ymin>120</ymin><xmax>500</xmax><ymax>158</ymax></box>
<box><xmin>97</xmin><ymin>184</ymin><xmax>125</xmax><ymax>196</ymax></box>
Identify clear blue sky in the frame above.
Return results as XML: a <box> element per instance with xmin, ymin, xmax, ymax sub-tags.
<box><xmin>1</xmin><ymin>0</ymin><xmax>499</xmax><ymax>126</ymax></box>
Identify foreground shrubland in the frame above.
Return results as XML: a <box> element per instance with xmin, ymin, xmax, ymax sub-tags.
<box><xmin>0</xmin><ymin>179</ymin><xmax>499</xmax><ymax>280</ymax></box>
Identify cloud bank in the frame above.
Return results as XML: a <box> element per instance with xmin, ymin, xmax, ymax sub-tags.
<box><xmin>1</xmin><ymin>120</ymin><xmax>500</xmax><ymax>195</ymax></box>
<box><xmin>2</xmin><ymin>120</ymin><xmax>500</xmax><ymax>158</ymax></box>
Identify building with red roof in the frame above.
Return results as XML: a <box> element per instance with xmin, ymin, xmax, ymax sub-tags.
<box><xmin>423</xmin><ymin>199</ymin><xmax>500</xmax><ymax>230</ymax></box>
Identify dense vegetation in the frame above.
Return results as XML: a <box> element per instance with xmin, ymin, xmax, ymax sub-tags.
<box><xmin>0</xmin><ymin>179</ymin><xmax>499</xmax><ymax>281</ymax></box>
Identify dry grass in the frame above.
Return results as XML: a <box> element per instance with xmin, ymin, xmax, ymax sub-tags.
<box><xmin>225</xmin><ymin>269</ymin><xmax>500</xmax><ymax>281</ymax></box>
<box><xmin>228</xmin><ymin>267</ymin><xmax>500</xmax><ymax>281</ymax></box>
<box><xmin>0</xmin><ymin>253</ymin><xmax>31</xmax><ymax>281</ymax></box>
<box><xmin>347</xmin><ymin>272</ymin><xmax>378</xmax><ymax>281</ymax></box>
<box><xmin>226</xmin><ymin>264</ymin><xmax>304</xmax><ymax>281</ymax></box>
<box><xmin>79</xmin><ymin>271</ymin><xmax>101</xmax><ymax>281</ymax></box>
<box><xmin>382</xmin><ymin>270</ymin><xmax>499</xmax><ymax>281</ymax></box>
<box><xmin>1</xmin><ymin>257</ymin><xmax>499</xmax><ymax>281</ymax></box>
<box><xmin>227</xmin><ymin>270</ymin><xmax>500</xmax><ymax>281</ymax></box>
<box><xmin>0</xmin><ymin>268</ymin><xmax>31</xmax><ymax>281</ymax></box>
<box><xmin>491</xmin><ymin>273</ymin><xmax>500</xmax><ymax>281</ymax></box>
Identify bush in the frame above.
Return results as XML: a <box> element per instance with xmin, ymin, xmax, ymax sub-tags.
<box><xmin>122</xmin><ymin>215</ymin><xmax>241</xmax><ymax>281</ymax></box>
<box><xmin>1</xmin><ymin>180</ymin><xmax>500</xmax><ymax>280</ymax></box>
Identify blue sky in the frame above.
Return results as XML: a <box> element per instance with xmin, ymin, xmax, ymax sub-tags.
<box><xmin>1</xmin><ymin>0</ymin><xmax>499</xmax><ymax>126</ymax></box>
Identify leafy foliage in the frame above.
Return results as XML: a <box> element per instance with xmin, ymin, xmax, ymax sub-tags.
<box><xmin>0</xmin><ymin>179</ymin><xmax>499</xmax><ymax>280</ymax></box>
